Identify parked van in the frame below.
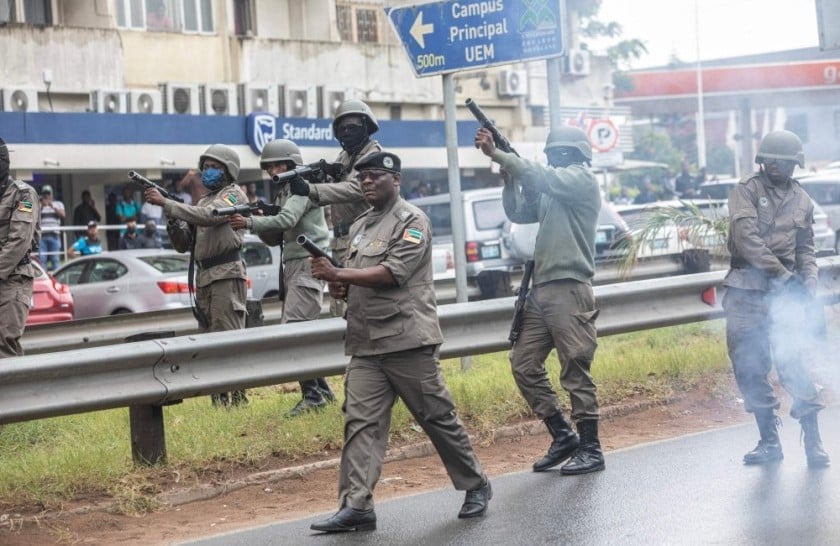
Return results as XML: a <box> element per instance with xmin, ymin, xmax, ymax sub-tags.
<box><xmin>797</xmin><ymin>171</ymin><xmax>840</xmax><ymax>254</ymax></box>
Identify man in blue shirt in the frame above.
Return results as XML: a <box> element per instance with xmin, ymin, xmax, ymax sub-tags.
<box><xmin>69</xmin><ymin>221</ymin><xmax>103</xmax><ymax>257</ymax></box>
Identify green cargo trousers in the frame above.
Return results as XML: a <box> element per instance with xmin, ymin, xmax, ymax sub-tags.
<box><xmin>509</xmin><ymin>279</ymin><xmax>600</xmax><ymax>422</ymax></box>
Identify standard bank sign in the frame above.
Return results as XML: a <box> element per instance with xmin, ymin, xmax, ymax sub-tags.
<box><xmin>247</xmin><ymin>113</ymin><xmax>334</xmax><ymax>155</ymax></box>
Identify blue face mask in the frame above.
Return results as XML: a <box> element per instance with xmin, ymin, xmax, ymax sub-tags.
<box><xmin>201</xmin><ymin>168</ymin><xmax>224</xmax><ymax>189</ymax></box>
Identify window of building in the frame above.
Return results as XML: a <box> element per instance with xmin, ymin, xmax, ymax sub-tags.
<box><xmin>182</xmin><ymin>0</ymin><xmax>213</xmax><ymax>32</ymax></box>
<box><xmin>233</xmin><ymin>0</ymin><xmax>253</xmax><ymax>37</ymax></box>
<box><xmin>336</xmin><ymin>4</ymin><xmax>352</xmax><ymax>41</ymax></box>
<box><xmin>1</xmin><ymin>0</ymin><xmax>52</xmax><ymax>25</ymax></box>
<box><xmin>356</xmin><ymin>8</ymin><xmax>378</xmax><ymax>43</ymax></box>
<box><xmin>115</xmin><ymin>0</ymin><xmax>206</xmax><ymax>33</ymax></box>
<box><xmin>335</xmin><ymin>2</ymin><xmax>381</xmax><ymax>43</ymax></box>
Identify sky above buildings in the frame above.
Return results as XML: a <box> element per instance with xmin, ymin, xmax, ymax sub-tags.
<box><xmin>595</xmin><ymin>0</ymin><xmax>822</xmax><ymax>68</ymax></box>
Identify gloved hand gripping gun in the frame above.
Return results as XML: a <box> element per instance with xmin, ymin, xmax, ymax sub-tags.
<box><xmin>128</xmin><ymin>170</ymin><xmax>184</xmax><ymax>203</ymax></box>
<box><xmin>272</xmin><ymin>160</ymin><xmax>344</xmax><ymax>185</ymax></box>
<box><xmin>296</xmin><ymin>235</ymin><xmax>341</xmax><ymax>268</ymax></box>
<box><xmin>212</xmin><ymin>200</ymin><xmax>280</xmax><ymax>217</ymax></box>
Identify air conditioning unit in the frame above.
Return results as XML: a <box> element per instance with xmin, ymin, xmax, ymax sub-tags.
<box><xmin>202</xmin><ymin>83</ymin><xmax>239</xmax><ymax>116</ymax></box>
<box><xmin>128</xmin><ymin>89</ymin><xmax>163</xmax><ymax>114</ymax></box>
<box><xmin>564</xmin><ymin>48</ymin><xmax>591</xmax><ymax>76</ymax></box>
<box><xmin>0</xmin><ymin>87</ymin><xmax>39</xmax><ymax>112</ymax></box>
<box><xmin>239</xmin><ymin>83</ymin><xmax>279</xmax><ymax>116</ymax></box>
<box><xmin>283</xmin><ymin>85</ymin><xmax>317</xmax><ymax>118</ymax></box>
<box><xmin>160</xmin><ymin>82</ymin><xmax>201</xmax><ymax>115</ymax></box>
<box><xmin>90</xmin><ymin>89</ymin><xmax>129</xmax><ymax>113</ymax></box>
<box><xmin>497</xmin><ymin>70</ymin><xmax>528</xmax><ymax>97</ymax></box>
<box><xmin>319</xmin><ymin>87</ymin><xmax>349</xmax><ymax>119</ymax></box>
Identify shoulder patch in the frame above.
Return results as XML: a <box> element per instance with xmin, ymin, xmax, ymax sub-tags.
<box><xmin>223</xmin><ymin>192</ymin><xmax>238</xmax><ymax>206</ymax></box>
<box><xmin>402</xmin><ymin>227</ymin><xmax>423</xmax><ymax>244</ymax></box>
<box><xmin>17</xmin><ymin>200</ymin><xmax>33</xmax><ymax>213</ymax></box>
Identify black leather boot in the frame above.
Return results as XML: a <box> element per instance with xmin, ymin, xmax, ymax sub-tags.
<box><xmin>560</xmin><ymin>419</ymin><xmax>605</xmax><ymax>475</ymax></box>
<box><xmin>743</xmin><ymin>410</ymin><xmax>783</xmax><ymax>465</ymax></box>
<box><xmin>310</xmin><ymin>507</ymin><xmax>376</xmax><ymax>532</ymax></box>
<box><xmin>533</xmin><ymin>412</ymin><xmax>579</xmax><ymax>472</ymax></box>
<box><xmin>801</xmin><ymin>412</ymin><xmax>830</xmax><ymax>468</ymax></box>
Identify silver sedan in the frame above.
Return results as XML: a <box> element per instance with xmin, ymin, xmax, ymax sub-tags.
<box><xmin>53</xmin><ymin>249</ymin><xmax>193</xmax><ymax>319</ymax></box>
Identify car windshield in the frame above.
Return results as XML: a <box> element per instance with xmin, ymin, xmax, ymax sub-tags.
<box><xmin>138</xmin><ymin>255</ymin><xmax>190</xmax><ymax>273</ymax></box>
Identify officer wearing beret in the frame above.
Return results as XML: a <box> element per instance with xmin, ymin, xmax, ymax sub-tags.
<box><xmin>0</xmin><ymin>137</ymin><xmax>41</xmax><ymax>357</ymax></box>
<box><xmin>309</xmin><ymin>152</ymin><xmax>491</xmax><ymax>533</ymax></box>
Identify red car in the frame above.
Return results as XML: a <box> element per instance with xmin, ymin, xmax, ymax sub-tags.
<box><xmin>26</xmin><ymin>260</ymin><xmax>75</xmax><ymax>325</ymax></box>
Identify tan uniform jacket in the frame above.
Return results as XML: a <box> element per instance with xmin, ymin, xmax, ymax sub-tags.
<box><xmin>343</xmin><ymin>197</ymin><xmax>443</xmax><ymax>356</ymax></box>
<box><xmin>0</xmin><ymin>179</ymin><xmax>41</xmax><ymax>279</ymax></box>
<box><xmin>724</xmin><ymin>172</ymin><xmax>817</xmax><ymax>291</ymax></box>
<box><xmin>164</xmin><ymin>183</ymin><xmax>247</xmax><ymax>288</ymax></box>
<box><xmin>310</xmin><ymin>139</ymin><xmax>382</xmax><ymax>252</ymax></box>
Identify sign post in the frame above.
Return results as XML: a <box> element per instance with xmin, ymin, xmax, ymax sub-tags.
<box><xmin>386</xmin><ymin>0</ymin><xmax>566</xmax><ymax>76</ymax></box>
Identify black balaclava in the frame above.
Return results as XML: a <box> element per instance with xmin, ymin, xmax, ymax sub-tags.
<box><xmin>0</xmin><ymin>138</ymin><xmax>10</xmax><ymax>186</ymax></box>
<box><xmin>336</xmin><ymin>119</ymin><xmax>370</xmax><ymax>155</ymax></box>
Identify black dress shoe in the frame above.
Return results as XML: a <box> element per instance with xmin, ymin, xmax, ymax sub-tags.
<box><xmin>458</xmin><ymin>480</ymin><xmax>492</xmax><ymax>519</ymax></box>
<box><xmin>310</xmin><ymin>507</ymin><xmax>376</xmax><ymax>533</ymax></box>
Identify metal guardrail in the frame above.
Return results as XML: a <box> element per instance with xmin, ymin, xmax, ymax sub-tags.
<box><xmin>4</xmin><ymin>255</ymin><xmax>839</xmax><ymax>463</ymax></box>
<box><xmin>6</xmin><ymin>255</ymin><xmax>840</xmax><ymax>426</ymax></box>
<box><xmin>21</xmin><ymin>254</ymin><xmax>725</xmax><ymax>355</ymax></box>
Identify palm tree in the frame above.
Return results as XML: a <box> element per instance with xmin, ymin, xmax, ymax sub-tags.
<box><xmin>616</xmin><ymin>200</ymin><xmax>729</xmax><ymax>277</ymax></box>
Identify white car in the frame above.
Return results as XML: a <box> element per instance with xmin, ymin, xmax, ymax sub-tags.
<box><xmin>614</xmin><ymin>199</ymin><xmax>727</xmax><ymax>259</ymax></box>
<box><xmin>241</xmin><ymin>234</ymin><xmax>282</xmax><ymax>300</ymax></box>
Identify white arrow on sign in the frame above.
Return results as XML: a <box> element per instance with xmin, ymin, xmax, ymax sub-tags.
<box><xmin>410</xmin><ymin>11</ymin><xmax>434</xmax><ymax>49</ymax></box>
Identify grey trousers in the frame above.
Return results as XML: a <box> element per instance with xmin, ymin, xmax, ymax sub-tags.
<box><xmin>723</xmin><ymin>287</ymin><xmax>824</xmax><ymax>419</ymax></box>
<box><xmin>509</xmin><ymin>279</ymin><xmax>600</xmax><ymax>422</ymax></box>
<box><xmin>338</xmin><ymin>345</ymin><xmax>485</xmax><ymax>511</ymax></box>
<box><xmin>0</xmin><ymin>275</ymin><xmax>32</xmax><ymax>358</ymax></box>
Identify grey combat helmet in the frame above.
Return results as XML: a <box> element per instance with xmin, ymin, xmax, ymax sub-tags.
<box><xmin>755</xmin><ymin>130</ymin><xmax>805</xmax><ymax>168</ymax></box>
<box><xmin>544</xmin><ymin>126</ymin><xmax>592</xmax><ymax>162</ymax></box>
<box><xmin>332</xmin><ymin>99</ymin><xmax>379</xmax><ymax>135</ymax></box>
<box><xmin>260</xmin><ymin>139</ymin><xmax>303</xmax><ymax>169</ymax></box>
<box><xmin>199</xmin><ymin>144</ymin><xmax>241</xmax><ymax>181</ymax></box>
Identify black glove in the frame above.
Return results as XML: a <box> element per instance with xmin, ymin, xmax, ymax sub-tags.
<box><xmin>289</xmin><ymin>175</ymin><xmax>310</xmax><ymax>197</ymax></box>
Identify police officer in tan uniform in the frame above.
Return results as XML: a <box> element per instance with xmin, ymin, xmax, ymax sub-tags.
<box><xmin>724</xmin><ymin>130</ymin><xmax>830</xmax><ymax>468</ymax></box>
<box><xmin>0</xmin><ymin>137</ymin><xmax>41</xmax><ymax>358</ymax></box>
<box><xmin>309</xmin><ymin>152</ymin><xmax>491</xmax><ymax>533</ymax></box>
<box><xmin>288</xmin><ymin>99</ymin><xmax>383</xmax><ymax>316</ymax></box>
<box><xmin>228</xmin><ymin>139</ymin><xmax>336</xmax><ymax>416</ymax></box>
<box><xmin>144</xmin><ymin>144</ymin><xmax>249</xmax><ymax>407</ymax></box>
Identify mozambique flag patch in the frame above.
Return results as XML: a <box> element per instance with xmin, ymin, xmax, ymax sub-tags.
<box><xmin>402</xmin><ymin>227</ymin><xmax>423</xmax><ymax>244</ymax></box>
<box><xmin>223</xmin><ymin>192</ymin><xmax>238</xmax><ymax>206</ymax></box>
<box><xmin>17</xmin><ymin>200</ymin><xmax>33</xmax><ymax>213</ymax></box>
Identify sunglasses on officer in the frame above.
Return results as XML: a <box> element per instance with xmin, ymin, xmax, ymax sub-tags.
<box><xmin>355</xmin><ymin>170</ymin><xmax>392</xmax><ymax>182</ymax></box>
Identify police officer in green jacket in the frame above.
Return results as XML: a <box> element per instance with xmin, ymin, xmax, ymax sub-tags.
<box><xmin>228</xmin><ymin>139</ymin><xmax>336</xmax><ymax>416</ymax></box>
<box><xmin>476</xmin><ymin>126</ymin><xmax>605</xmax><ymax>475</ymax></box>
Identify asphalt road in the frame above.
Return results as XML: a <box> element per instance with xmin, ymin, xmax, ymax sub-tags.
<box><xmin>180</xmin><ymin>406</ymin><xmax>839</xmax><ymax>546</ymax></box>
